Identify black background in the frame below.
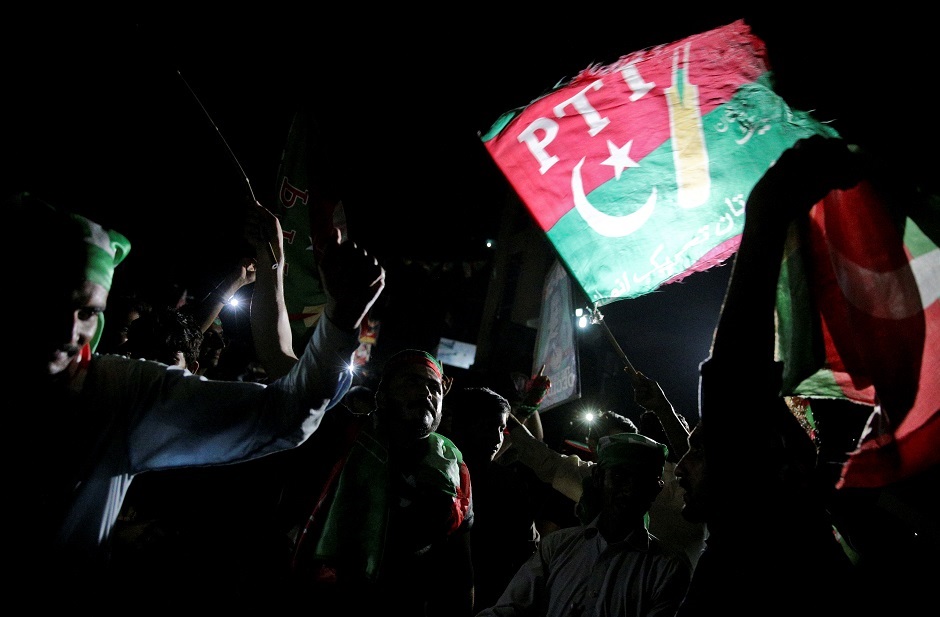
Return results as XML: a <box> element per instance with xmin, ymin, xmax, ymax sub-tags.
<box><xmin>7</xmin><ymin>9</ymin><xmax>935</xmax><ymax>426</ymax></box>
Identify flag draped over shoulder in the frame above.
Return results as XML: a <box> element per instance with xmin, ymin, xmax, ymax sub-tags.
<box><xmin>776</xmin><ymin>183</ymin><xmax>940</xmax><ymax>489</ymax></box>
<box><xmin>481</xmin><ymin>19</ymin><xmax>836</xmax><ymax>306</ymax></box>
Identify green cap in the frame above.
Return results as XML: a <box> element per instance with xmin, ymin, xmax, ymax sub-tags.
<box><xmin>596</xmin><ymin>432</ymin><xmax>668</xmax><ymax>475</ymax></box>
<box><xmin>70</xmin><ymin>212</ymin><xmax>131</xmax><ymax>293</ymax></box>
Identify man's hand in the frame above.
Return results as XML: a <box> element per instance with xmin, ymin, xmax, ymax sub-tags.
<box><xmin>631</xmin><ymin>370</ymin><xmax>671</xmax><ymax>414</ymax></box>
<box><xmin>245</xmin><ymin>200</ymin><xmax>284</xmax><ymax>271</ymax></box>
<box><xmin>319</xmin><ymin>229</ymin><xmax>386</xmax><ymax>331</ymax></box>
<box><xmin>749</xmin><ymin>135</ymin><xmax>864</xmax><ymax>223</ymax></box>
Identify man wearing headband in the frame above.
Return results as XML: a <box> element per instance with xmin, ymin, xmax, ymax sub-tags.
<box><xmin>10</xmin><ymin>192</ymin><xmax>386</xmax><ymax>605</ymax></box>
<box><xmin>288</xmin><ymin>348</ymin><xmax>474</xmax><ymax>616</ymax></box>
<box><xmin>478</xmin><ymin>431</ymin><xmax>691</xmax><ymax>615</ymax></box>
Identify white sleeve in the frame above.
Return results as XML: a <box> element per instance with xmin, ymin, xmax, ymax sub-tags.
<box><xmin>89</xmin><ymin>313</ymin><xmax>359</xmax><ymax>472</ymax></box>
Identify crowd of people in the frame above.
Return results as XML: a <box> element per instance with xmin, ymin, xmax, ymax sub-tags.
<box><xmin>10</xmin><ymin>12</ymin><xmax>939</xmax><ymax>610</ymax></box>
<box><xmin>11</xmin><ymin>130</ymin><xmax>935</xmax><ymax>616</ymax></box>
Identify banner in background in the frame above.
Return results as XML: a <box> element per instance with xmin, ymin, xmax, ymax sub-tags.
<box><xmin>533</xmin><ymin>259</ymin><xmax>580</xmax><ymax>411</ymax></box>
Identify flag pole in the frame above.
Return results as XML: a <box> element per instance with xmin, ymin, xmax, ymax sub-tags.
<box><xmin>590</xmin><ymin>304</ymin><xmax>637</xmax><ymax>376</ymax></box>
<box><xmin>562</xmin><ymin>255</ymin><xmax>639</xmax><ymax>377</ymax></box>
<box><xmin>176</xmin><ymin>70</ymin><xmax>279</xmax><ymax>270</ymax></box>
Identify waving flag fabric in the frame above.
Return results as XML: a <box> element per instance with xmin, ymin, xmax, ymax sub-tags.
<box><xmin>481</xmin><ymin>18</ymin><xmax>939</xmax><ymax>488</ymax></box>
<box><xmin>274</xmin><ymin>110</ymin><xmax>332</xmax><ymax>350</ymax></box>
<box><xmin>275</xmin><ymin>110</ymin><xmax>379</xmax><ymax>362</ymax></box>
<box><xmin>481</xmin><ymin>19</ymin><xmax>836</xmax><ymax>306</ymax></box>
<box><xmin>777</xmin><ymin>184</ymin><xmax>940</xmax><ymax>489</ymax></box>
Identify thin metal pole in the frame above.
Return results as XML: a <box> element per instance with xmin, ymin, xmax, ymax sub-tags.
<box><xmin>177</xmin><ymin>70</ymin><xmax>279</xmax><ymax>269</ymax></box>
<box><xmin>590</xmin><ymin>305</ymin><xmax>636</xmax><ymax>376</ymax></box>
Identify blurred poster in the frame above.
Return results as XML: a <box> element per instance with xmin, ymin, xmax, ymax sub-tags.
<box><xmin>437</xmin><ymin>337</ymin><xmax>477</xmax><ymax>369</ymax></box>
<box><xmin>533</xmin><ymin>259</ymin><xmax>580</xmax><ymax>411</ymax></box>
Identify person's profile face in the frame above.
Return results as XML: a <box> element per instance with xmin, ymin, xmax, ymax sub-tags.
<box><xmin>117</xmin><ymin>310</ymin><xmax>141</xmax><ymax>346</ymax></box>
<box><xmin>203</xmin><ymin>325</ymin><xmax>226</xmax><ymax>349</ymax></box>
<box><xmin>199</xmin><ymin>326</ymin><xmax>226</xmax><ymax>367</ymax></box>
<box><xmin>104</xmin><ymin>308</ymin><xmax>140</xmax><ymax>351</ymax></box>
<box><xmin>466</xmin><ymin>411</ymin><xmax>509</xmax><ymax>462</ymax></box>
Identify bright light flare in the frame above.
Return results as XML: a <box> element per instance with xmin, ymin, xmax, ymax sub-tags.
<box><xmin>575</xmin><ymin>307</ymin><xmax>590</xmax><ymax>329</ymax></box>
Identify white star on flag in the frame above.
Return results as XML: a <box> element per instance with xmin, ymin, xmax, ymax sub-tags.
<box><xmin>602</xmin><ymin>139</ymin><xmax>639</xmax><ymax>180</ymax></box>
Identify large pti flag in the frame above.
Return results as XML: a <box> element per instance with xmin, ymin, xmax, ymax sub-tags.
<box><xmin>776</xmin><ymin>183</ymin><xmax>940</xmax><ymax>489</ymax></box>
<box><xmin>481</xmin><ymin>19</ymin><xmax>836</xmax><ymax>306</ymax></box>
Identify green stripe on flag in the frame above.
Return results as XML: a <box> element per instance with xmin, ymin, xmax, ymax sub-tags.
<box><xmin>549</xmin><ymin>75</ymin><xmax>837</xmax><ymax>304</ymax></box>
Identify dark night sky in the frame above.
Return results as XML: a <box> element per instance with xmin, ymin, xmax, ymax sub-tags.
<box><xmin>8</xmin><ymin>12</ymin><xmax>754</xmax><ymax>271</ymax></box>
<box><xmin>9</xmin><ymin>9</ymin><xmax>932</xmax><ymax>262</ymax></box>
<box><xmin>6</xmin><ymin>10</ymin><xmax>934</xmax><ymax>429</ymax></box>
<box><xmin>11</xmin><ymin>10</ymin><xmax>931</xmax><ymax>260</ymax></box>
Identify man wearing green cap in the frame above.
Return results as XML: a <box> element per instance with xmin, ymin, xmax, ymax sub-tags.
<box><xmin>10</xmin><ymin>192</ymin><xmax>385</xmax><ymax>604</ymax></box>
<box><xmin>477</xmin><ymin>432</ymin><xmax>691</xmax><ymax>616</ymax></box>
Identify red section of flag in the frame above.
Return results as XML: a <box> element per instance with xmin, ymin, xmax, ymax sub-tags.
<box><xmin>838</xmin><ymin>303</ymin><xmax>940</xmax><ymax>488</ymax></box>
<box><xmin>804</xmin><ymin>182</ymin><xmax>939</xmax><ymax>488</ymax></box>
<box><xmin>484</xmin><ymin>19</ymin><xmax>766</xmax><ymax>231</ymax></box>
<box><xmin>811</xmin><ymin>183</ymin><xmax>925</xmax><ymax>412</ymax></box>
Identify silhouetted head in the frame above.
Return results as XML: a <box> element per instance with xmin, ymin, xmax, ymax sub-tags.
<box><xmin>444</xmin><ymin>386</ymin><xmax>511</xmax><ymax>464</ymax></box>
<box><xmin>375</xmin><ymin>349</ymin><xmax>447</xmax><ymax>444</ymax></box>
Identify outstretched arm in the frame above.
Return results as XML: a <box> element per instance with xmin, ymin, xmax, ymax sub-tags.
<box><xmin>512</xmin><ymin>368</ymin><xmax>551</xmax><ymax>441</ymax></box>
<box><xmin>507</xmin><ymin>414</ymin><xmax>593</xmax><ymax>502</ymax></box>
<box><xmin>123</xmin><ymin>206</ymin><xmax>387</xmax><ymax>470</ymax></box>
<box><xmin>194</xmin><ymin>258</ymin><xmax>256</xmax><ymax>334</ymax></box>
<box><xmin>631</xmin><ymin>369</ymin><xmax>690</xmax><ymax>457</ymax></box>
<box><xmin>246</xmin><ymin>201</ymin><xmax>298</xmax><ymax>379</ymax></box>
<box><xmin>710</xmin><ymin>136</ymin><xmax>862</xmax><ymax>363</ymax></box>
<box><xmin>700</xmin><ymin>135</ymin><xmax>863</xmax><ymax>484</ymax></box>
